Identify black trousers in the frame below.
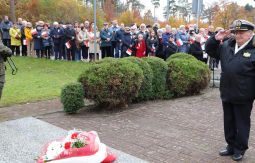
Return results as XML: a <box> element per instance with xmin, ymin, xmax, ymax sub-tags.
<box><xmin>81</xmin><ymin>46</ymin><xmax>89</xmax><ymax>60</ymax></box>
<box><xmin>2</xmin><ymin>39</ymin><xmax>11</xmax><ymax>48</ymax></box>
<box><xmin>44</xmin><ymin>46</ymin><xmax>52</xmax><ymax>59</ymax></box>
<box><xmin>67</xmin><ymin>48</ymin><xmax>75</xmax><ymax>61</ymax></box>
<box><xmin>11</xmin><ymin>46</ymin><xmax>20</xmax><ymax>56</ymax></box>
<box><xmin>222</xmin><ymin>100</ymin><xmax>254</xmax><ymax>153</ymax></box>
<box><xmin>101</xmin><ymin>46</ymin><xmax>112</xmax><ymax>58</ymax></box>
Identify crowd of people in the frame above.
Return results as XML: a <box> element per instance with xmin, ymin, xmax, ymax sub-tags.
<box><xmin>0</xmin><ymin>15</ymin><xmax>221</xmax><ymax>68</ymax></box>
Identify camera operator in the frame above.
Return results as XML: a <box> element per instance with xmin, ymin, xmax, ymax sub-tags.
<box><xmin>0</xmin><ymin>38</ymin><xmax>12</xmax><ymax>99</ymax></box>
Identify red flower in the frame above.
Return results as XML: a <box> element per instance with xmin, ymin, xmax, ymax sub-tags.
<box><xmin>64</xmin><ymin>142</ymin><xmax>71</xmax><ymax>149</ymax></box>
<box><xmin>71</xmin><ymin>133</ymin><xmax>79</xmax><ymax>139</ymax></box>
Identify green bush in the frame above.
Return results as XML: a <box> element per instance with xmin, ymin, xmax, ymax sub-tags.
<box><xmin>60</xmin><ymin>83</ymin><xmax>85</xmax><ymax>114</ymax></box>
<box><xmin>166</xmin><ymin>55</ymin><xmax>210</xmax><ymax>97</ymax></box>
<box><xmin>142</xmin><ymin>57</ymin><xmax>171</xmax><ymax>99</ymax></box>
<box><xmin>78</xmin><ymin>59</ymin><xmax>144</xmax><ymax>107</ymax></box>
<box><xmin>122</xmin><ymin>57</ymin><xmax>153</xmax><ymax>101</ymax></box>
<box><xmin>166</xmin><ymin>53</ymin><xmax>196</xmax><ymax>62</ymax></box>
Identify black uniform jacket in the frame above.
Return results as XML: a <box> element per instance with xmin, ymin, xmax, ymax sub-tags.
<box><xmin>205</xmin><ymin>36</ymin><xmax>255</xmax><ymax>103</ymax></box>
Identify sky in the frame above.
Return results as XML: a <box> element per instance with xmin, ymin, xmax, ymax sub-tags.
<box><xmin>140</xmin><ymin>0</ymin><xmax>255</xmax><ymax>21</ymax></box>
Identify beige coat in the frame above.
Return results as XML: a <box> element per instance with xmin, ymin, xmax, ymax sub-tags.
<box><xmin>88</xmin><ymin>31</ymin><xmax>100</xmax><ymax>54</ymax></box>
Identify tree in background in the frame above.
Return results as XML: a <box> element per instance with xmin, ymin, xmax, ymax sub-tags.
<box><xmin>103</xmin><ymin>0</ymin><xmax>116</xmax><ymax>22</ymax></box>
<box><xmin>163</xmin><ymin>0</ymin><xmax>177</xmax><ymax>19</ymax></box>
<box><xmin>201</xmin><ymin>2</ymin><xmax>219</xmax><ymax>25</ymax></box>
<box><xmin>127</xmin><ymin>0</ymin><xmax>145</xmax><ymax>13</ymax></box>
<box><xmin>151</xmin><ymin>0</ymin><xmax>160</xmax><ymax>21</ymax></box>
<box><xmin>143</xmin><ymin>10</ymin><xmax>154</xmax><ymax>26</ymax></box>
<box><xmin>212</xmin><ymin>1</ymin><xmax>249</xmax><ymax>29</ymax></box>
<box><xmin>118</xmin><ymin>10</ymin><xmax>143</xmax><ymax>26</ymax></box>
<box><xmin>0</xmin><ymin>0</ymin><xmax>106</xmax><ymax>27</ymax></box>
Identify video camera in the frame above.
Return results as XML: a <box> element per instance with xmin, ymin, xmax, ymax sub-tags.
<box><xmin>0</xmin><ymin>40</ymin><xmax>18</xmax><ymax>75</ymax></box>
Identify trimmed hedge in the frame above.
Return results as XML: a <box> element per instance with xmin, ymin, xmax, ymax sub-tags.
<box><xmin>142</xmin><ymin>57</ymin><xmax>171</xmax><ymax>99</ymax></box>
<box><xmin>78</xmin><ymin>59</ymin><xmax>144</xmax><ymax>107</ymax></box>
<box><xmin>166</xmin><ymin>53</ymin><xmax>210</xmax><ymax>97</ymax></box>
<box><xmin>166</xmin><ymin>52</ymin><xmax>196</xmax><ymax>61</ymax></box>
<box><xmin>60</xmin><ymin>82</ymin><xmax>85</xmax><ymax>114</ymax></box>
<box><xmin>122</xmin><ymin>57</ymin><xmax>153</xmax><ymax>101</ymax></box>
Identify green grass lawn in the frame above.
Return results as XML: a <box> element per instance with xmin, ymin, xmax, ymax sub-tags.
<box><xmin>0</xmin><ymin>57</ymin><xmax>89</xmax><ymax>107</ymax></box>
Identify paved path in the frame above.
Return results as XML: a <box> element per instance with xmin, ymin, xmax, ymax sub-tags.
<box><xmin>35</xmin><ymin>88</ymin><xmax>255</xmax><ymax>163</ymax></box>
<box><xmin>0</xmin><ymin>99</ymin><xmax>62</xmax><ymax>122</ymax></box>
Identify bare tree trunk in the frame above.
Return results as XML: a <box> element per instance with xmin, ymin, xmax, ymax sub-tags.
<box><xmin>10</xmin><ymin>0</ymin><xmax>16</xmax><ymax>23</ymax></box>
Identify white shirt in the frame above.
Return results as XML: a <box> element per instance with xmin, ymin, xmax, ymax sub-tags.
<box><xmin>235</xmin><ymin>36</ymin><xmax>253</xmax><ymax>54</ymax></box>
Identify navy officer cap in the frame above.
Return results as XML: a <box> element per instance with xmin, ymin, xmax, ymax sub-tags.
<box><xmin>230</xmin><ymin>19</ymin><xmax>255</xmax><ymax>31</ymax></box>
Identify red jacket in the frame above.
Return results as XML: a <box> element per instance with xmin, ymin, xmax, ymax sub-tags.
<box><xmin>135</xmin><ymin>40</ymin><xmax>146</xmax><ymax>58</ymax></box>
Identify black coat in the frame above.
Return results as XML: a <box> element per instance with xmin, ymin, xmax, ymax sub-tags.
<box><xmin>32</xmin><ymin>27</ymin><xmax>43</xmax><ymax>50</ymax></box>
<box><xmin>50</xmin><ymin>27</ymin><xmax>64</xmax><ymax>45</ymax></box>
<box><xmin>205</xmin><ymin>36</ymin><xmax>255</xmax><ymax>103</ymax></box>
<box><xmin>121</xmin><ymin>32</ymin><xmax>133</xmax><ymax>57</ymax></box>
<box><xmin>165</xmin><ymin>41</ymin><xmax>178</xmax><ymax>59</ymax></box>
<box><xmin>65</xmin><ymin>27</ymin><xmax>76</xmax><ymax>47</ymax></box>
<box><xmin>156</xmin><ymin>37</ymin><xmax>164</xmax><ymax>59</ymax></box>
<box><xmin>146</xmin><ymin>37</ymin><xmax>158</xmax><ymax>54</ymax></box>
<box><xmin>188</xmin><ymin>41</ymin><xmax>203</xmax><ymax>61</ymax></box>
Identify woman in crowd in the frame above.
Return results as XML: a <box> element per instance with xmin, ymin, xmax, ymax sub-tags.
<box><xmin>188</xmin><ymin>34</ymin><xmax>203</xmax><ymax>61</ymax></box>
<box><xmin>156</xmin><ymin>29</ymin><xmax>164</xmax><ymax>59</ymax></box>
<box><xmin>175</xmin><ymin>25</ymin><xmax>189</xmax><ymax>53</ymax></box>
<box><xmin>198</xmin><ymin>28</ymin><xmax>209</xmax><ymax>64</ymax></box>
<box><xmin>121</xmin><ymin>26</ymin><xmax>132</xmax><ymax>58</ymax></box>
<box><xmin>134</xmin><ymin>34</ymin><xmax>146</xmax><ymax>58</ymax></box>
<box><xmin>24</xmin><ymin>22</ymin><xmax>34</xmax><ymax>57</ymax></box>
<box><xmin>9</xmin><ymin>23</ymin><xmax>21</xmax><ymax>56</ymax></box>
<box><xmin>41</xmin><ymin>24</ymin><xmax>52</xmax><ymax>59</ymax></box>
<box><xmin>165</xmin><ymin>36</ymin><xmax>178</xmax><ymax>60</ymax></box>
<box><xmin>32</xmin><ymin>21</ymin><xmax>44</xmax><ymax>58</ymax></box>
<box><xmin>78</xmin><ymin>24</ymin><xmax>89</xmax><ymax>61</ymax></box>
<box><xmin>88</xmin><ymin>25</ymin><xmax>100</xmax><ymax>61</ymax></box>
<box><xmin>146</xmin><ymin>30</ymin><xmax>158</xmax><ymax>57</ymax></box>
<box><xmin>74</xmin><ymin>24</ymin><xmax>82</xmax><ymax>61</ymax></box>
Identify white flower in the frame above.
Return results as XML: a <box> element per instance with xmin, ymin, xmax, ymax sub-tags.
<box><xmin>45</xmin><ymin>141</ymin><xmax>65</xmax><ymax>160</ymax></box>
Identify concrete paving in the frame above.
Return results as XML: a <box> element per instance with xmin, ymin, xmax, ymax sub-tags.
<box><xmin>0</xmin><ymin>117</ymin><xmax>148</xmax><ymax>163</ymax></box>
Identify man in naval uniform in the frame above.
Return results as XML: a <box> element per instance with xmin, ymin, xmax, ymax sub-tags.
<box><xmin>205</xmin><ymin>19</ymin><xmax>255</xmax><ymax>161</ymax></box>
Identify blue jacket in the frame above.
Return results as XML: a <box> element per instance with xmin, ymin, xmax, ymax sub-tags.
<box><xmin>0</xmin><ymin>20</ymin><xmax>13</xmax><ymax>39</ymax></box>
<box><xmin>116</xmin><ymin>28</ymin><xmax>125</xmax><ymax>43</ymax></box>
<box><xmin>162</xmin><ymin>32</ymin><xmax>174</xmax><ymax>46</ymax></box>
<box><xmin>109</xmin><ymin>26</ymin><xmax>119</xmax><ymax>42</ymax></box>
<box><xmin>175</xmin><ymin>31</ymin><xmax>189</xmax><ymax>43</ymax></box>
<box><xmin>100</xmin><ymin>28</ymin><xmax>112</xmax><ymax>47</ymax></box>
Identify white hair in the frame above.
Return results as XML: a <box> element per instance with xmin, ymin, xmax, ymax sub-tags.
<box><xmin>53</xmin><ymin>22</ymin><xmax>59</xmax><ymax>25</ymax></box>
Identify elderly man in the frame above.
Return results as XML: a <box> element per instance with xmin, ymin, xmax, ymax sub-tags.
<box><xmin>0</xmin><ymin>16</ymin><xmax>13</xmax><ymax>48</ymax></box>
<box><xmin>0</xmin><ymin>39</ymin><xmax>12</xmax><ymax>99</ymax></box>
<box><xmin>100</xmin><ymin>22</ymin><xmax>112</xmax><ymax>58</ymax></box>
<box><xmin>206</xmin><ymin>20</ymin><xmax>255</xmax><ymax>161</ymax></box>
<box><xmin>109</xmin><ymin>20</ymin><xmax>120</xmax><ymax>58</ymax></box>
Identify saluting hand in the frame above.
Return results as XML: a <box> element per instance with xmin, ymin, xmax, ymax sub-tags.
<box><xmin>215</xmin><ymin>30</ymin><xmax>231</xmax><ymax>41</ymax></box>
